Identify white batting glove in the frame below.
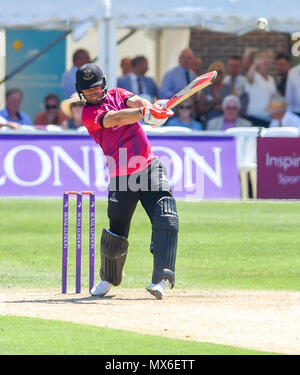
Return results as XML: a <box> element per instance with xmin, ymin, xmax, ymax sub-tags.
<box><xmin>140</xmin><ymin>105</ymin><xmax>174</xmax><ymax>128</ymax></box>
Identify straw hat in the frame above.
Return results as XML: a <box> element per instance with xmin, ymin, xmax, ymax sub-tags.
<box><xmin>265</xmin><ymin>94</ymin><xmax>288</xmax><ymax>114</ymax></box>
<box><xmin>61</xmin><ymin>92</ymin><xmax>82</xmax><ymax>117</ymax></box>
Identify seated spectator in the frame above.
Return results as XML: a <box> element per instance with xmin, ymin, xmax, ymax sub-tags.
<box><xmin>34</xmin><ymin>94</ymin><xmax>69</xmax><ymax>127</ymax></box>
<box><xmin>197</xmin><ymin>61</ymin><xmax>232</xmax><ymax>127</ymax></box>
<box><xmin>158</xmin><ymin>48</ymin><xmax>196</xmax><ymax>99</ymax></box>
<box><xmin>0</xmin><ymin>114</ymin><xmax>21</xmax><ymax>130</ymax></box>
<box><xmin>0</xmin><ymin>88</ymin><xmax>32</xmax><ymax>125</ymax></box>
<box><xmin>285</xmin><ymin>62</ymin><xmax>300</xmax><ymax>117</ymax></box>
<box><xmin>61</xmin><ymin>93</ymin><xmax>84</xmax><ymax>130</ymax></box>
<box><xmin>61</xmin><ymin>49</ymin><xmax>90</xmax><ymax>99</ymax></box>
<box><xmin>191</xmin><ymin>56</ymin><xmax>202</xmax><ymax>76</ymax></box>
<box><xmin>164</xmin><ymin>99</ymin><xmax>203</xmax><ymax>130</ymax></box>
<box><xmin>245</xmin><ymin>49</ymin><xmax>277</xmax><ymax>127</ymax></box>
<box><xmin>266</xmin><ymin>93</ymin><xmax>300</xmax><ymax>129</ymax></box>
<box><xmin>275</xmin><ymin>52</ymin><xmax>291</xmax><ymax>96</ymax></box>
<box><xmin>206</xmin><ymin>95</ymin><xmax>252</xmax><ymax>131</ymax></box>
<box><xmin>117</xmin><ymin>55</ymin><xmax>158</xmax><ymax>102</ymax></box>
<box><xmin>120</xmin><ymin>57</ymin><xmax>132</xmax><ymax>76</ymax></box>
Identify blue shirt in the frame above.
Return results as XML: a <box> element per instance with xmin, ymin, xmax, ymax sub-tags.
<box><xmin>158</xmin><ymin>65</ymin><xmax>196</xmax><ymax>99</ymax></box>
<box><xmin>0</xmin><ymin>107</ymin><xmax>32</xmax><ymax>125</ymax></box>
<box><xmin>165</xmin><ymin>116</ymin><xmax>203</xmax><ymax>131</ymax></box>
<box><xmin>117</xmin><ymin>73</ymin><xmax>158</xmax><ymax>101</ymax></box>
<box><xmin>61</xmin><ymin>66</ymin><xmax>77</xmax><ymax>99</ymax></box>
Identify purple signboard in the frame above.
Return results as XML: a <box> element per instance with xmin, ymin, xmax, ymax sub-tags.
<box><xmin>257</xmin><ymin>137</ymin><xmax>300</xmax><ymax>199</ymax></box>
<box><xmin>0</xmin><ymin>134</ymin><xmax>240</xmax><ymax>200</ymax></box>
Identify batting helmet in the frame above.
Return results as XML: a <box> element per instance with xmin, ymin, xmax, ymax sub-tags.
<box><xmin>75</xmin><ymin>63</ymin><xmax>107</xmax><ymax>102</ymax></box>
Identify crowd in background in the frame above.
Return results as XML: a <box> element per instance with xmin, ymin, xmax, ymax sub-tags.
<box><xmin>1</xmin><ymin>45</ymin><xmax>300</xmax><ymax>132</ymax></box>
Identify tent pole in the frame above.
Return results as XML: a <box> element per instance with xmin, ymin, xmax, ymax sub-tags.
<box><xmin>98</xmin><ymin>19</ymin><xmax>117</xmax><ymax>89</ymax></box>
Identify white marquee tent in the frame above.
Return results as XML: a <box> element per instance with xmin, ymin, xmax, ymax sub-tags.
<box><xmin>1</xmin><ymin>0</ymin><xmax>300</xmax><ymax>87</ymax></box>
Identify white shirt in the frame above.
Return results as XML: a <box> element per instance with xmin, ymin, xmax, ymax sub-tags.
<box><xmin>269</xmin><ymin>110</ymin><xmax>300</xmax><ymax>129</ymax></box>
<box><xmin>223</xmin><ymin>74</ymin><xmax>247</xmax><ymax>95</ymax></box>
<box><xmin>285</xmin><ymin>64</ymin><xmax>300</xmax><ymax>113</ymax></box>
<box><xmin>245</xmin><ymin>71</ymin><xmax>277</xmax><ymax>120</ymax></box>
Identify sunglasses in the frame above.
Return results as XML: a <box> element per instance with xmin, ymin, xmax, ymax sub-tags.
<box><xmin>46</xmin><ymin>104</ymin><xmax>58</xmax><ymax>110</ymax></box>
<box><xmin>225</xmin><ymin>106</ymin><xmax>238</xmax><ymax>110</ymax></box>
<box><xmin>178</xmin><ymin>106</ymin><xmax>191</xmax><ymax>110</ymax></box>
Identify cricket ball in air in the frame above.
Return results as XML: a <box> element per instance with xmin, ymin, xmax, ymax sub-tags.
<box><xmin>256</xmin><ymin>17</ymin><xmax>268</xmax><ymax>30</ymax></box>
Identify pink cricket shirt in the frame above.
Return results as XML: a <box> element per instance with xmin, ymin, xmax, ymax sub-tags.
<box><xmin>82</xmin><ymin>87</ymin><xmax>154</xmax><ymax>177</ymax></box>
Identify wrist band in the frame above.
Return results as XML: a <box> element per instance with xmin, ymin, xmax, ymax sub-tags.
<box><xmin>138</xmin><ymin>108</ymin><xmax>143</xmax><ymax>119</ymax></box>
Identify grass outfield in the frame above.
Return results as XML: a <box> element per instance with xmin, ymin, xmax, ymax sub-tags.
<box><xmin>0</xmin><ymin>199</ymin><xmax>299</xmax><ymax>355</ymax></box>
<box><xmin>0</xmin><ymin>316</ymin><xmax>276</xmax><ymax>355</ymax></box>
<box><xmin>0</xmin><ymin>199</ymin><xmax>299</xmax><ymax>291</ymax></box>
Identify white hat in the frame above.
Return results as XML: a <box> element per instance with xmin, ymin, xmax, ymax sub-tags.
<box><xmin>60</xmin><ymin>92</ymin><xmax>83</xmax><ymax>117</ymax></box>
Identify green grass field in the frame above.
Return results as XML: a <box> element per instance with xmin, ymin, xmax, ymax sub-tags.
<box><xmin>0</xmin><ymin>316</ymin><xmax>274</xmax><ymax>355</ymax></box>
<box><xmin>1</xmin><ymin>199</ymin><xmax>299</xmax><ymax>355</ymax></box>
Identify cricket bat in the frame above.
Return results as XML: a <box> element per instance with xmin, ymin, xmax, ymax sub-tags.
<box><xmin>164</xmin><ymin>70</ymin><xmax>218</xmax><ymax>110</ymax></box>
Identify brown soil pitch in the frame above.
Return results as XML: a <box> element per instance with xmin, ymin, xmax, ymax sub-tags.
<box><xmin>1</xmin><ymin>288</ymin><xmax>300</xmax><ymax>354</ymax></box>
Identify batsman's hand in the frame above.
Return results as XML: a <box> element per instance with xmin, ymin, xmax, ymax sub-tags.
<box><xmin>140</xmin><ymin>104</ymin><xmax>174</xmax><ymax>128</ymax></box>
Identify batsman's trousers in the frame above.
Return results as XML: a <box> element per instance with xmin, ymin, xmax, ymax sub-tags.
<box><xmin>107</xmin><ymin>157</ymin><xmax>173</xmax><ymax>238</ymax></box>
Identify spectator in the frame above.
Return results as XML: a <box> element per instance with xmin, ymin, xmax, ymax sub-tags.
<box><xmin>206</xmin><ymin>95</ymin><xmax>252</xmax><ymax>131</ymax></box>
<box><xmin>285</xmin><ymin>62</ymin><xmax>300</xmax><ymax>117</ymax></box>
<box><xmin>165</xmin><ymin>99</ymin><xmax>203</xmax><ymax>130</ymax></box>
<box><xmin>120</xmin><ymin>57</ymin><xmax>132</xmax><ymax>76</ymax></box>
<box><xmin>223</xmin><ymin>55</ymin><xmax>248</xmax><ymax>117</ymax></box>
<box><xmin>245</xmin><ymin>49</ymin><xmax>277</xmax><ymax>127</ymax></box>
<box><xmin>117</xmin><ymin>55</ymin><xmax>158</xmax><ymax>102</ymax></box>
<box><xmin>224</xmin><ymin>55</ymin><xmax>247</xmax><ymax>95</ymax></box>
<box><xmin>275</xmin><ymin>52</ymin><xmax>291</xmax><ymax>96</ymax></box>
<box><xmin>191</xmin><ymin>56</ymin><xmax>202</xmax><ymax>76</ymax></box>
<box><xmin>241</xmin><ymin>48</ymin><xmax>258</xmax><ymax>74</ymax></box>
<box><xmin>158</xmin><ymin>48</ymin><xmax>196</xmax><ymax>99</ymax></box>
<box><xmin>197</xmin><ymin>61</ymin><xmax>232</xmax><ymax>127</ymax></box>
<box><xmin>0</xmin><ymin>114</ymin><xmax>21</xmax><ymax>130</ymax></box>
<box><xmin>34</xmin><ymin>93</ymin><xmax>69</xmax><ymax>127</ymax></box>
<box><xmin>61</xmin><ymin>49</ymin><xmax>90</xmax><ymax>99</ymax></box>
<box><xmin>0</xmin><ymin>88</ymin><xmax>32</xmax><ymax>125</ymax></box>
<box><xmin>266</xmin><ymin>93</ymin><xmax>300</xmax><ymax>129</ymax></box>
<box><xmin>60</xmin><ymin>93</ymin><xmax>84</xmax><ymax>130</ymax></box>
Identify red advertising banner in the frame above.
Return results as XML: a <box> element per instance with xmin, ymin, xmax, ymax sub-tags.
<box><xmin>257</xmin><ymin>137</ymin><xmax>300</xmax><ymax>199</ymax></box>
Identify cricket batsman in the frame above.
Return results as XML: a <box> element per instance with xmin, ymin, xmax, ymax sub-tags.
<box><xmin>75</xmin><ymin>63</ymin><xmax>179</xmax><ymax>299</ymax></box>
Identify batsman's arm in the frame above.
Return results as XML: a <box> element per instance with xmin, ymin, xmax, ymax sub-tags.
<box><xmin>102</xmin><ymin>95</ymin><xmax>173</xmax><ymax>128</ymax></box>
<box><xmin>125</xmin><ymin>95</ymin><xmax>152</xmax><ymax>108</ymax></box>
<box><xmin>101</xmin><ymin>95</ymin><xmax>152</xmax><ymax>128</ymax></box>
<box><xmin>102</xmin><ymin>108</ymin><xmax>142</xmax><ymax>128</ymax></box>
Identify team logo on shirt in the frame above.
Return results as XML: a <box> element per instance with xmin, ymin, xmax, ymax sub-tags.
<box><xmin>83</xmin><ymin>70</ymin><xmax>94</xmax><ymax>80</ymax></box>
